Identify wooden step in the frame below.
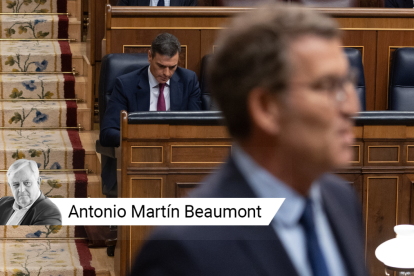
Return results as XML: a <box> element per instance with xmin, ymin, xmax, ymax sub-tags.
<box><xmin>75</xmin><ymin>76</ymin><xmax>88</xmax><ymax>105</ymax></box>
<box><xmin>87</xmin><ymin>173</ymin><xmax>105</xmax><ymax>198</ymax></box>
<box><xmin>90</xmin><ymin>248</ymin><xmax>115</xmax><ymax>276</ymax></box>
<box><xmin>69</xmin><ymin>18</ymin><xmax>81</xmax><ymax>42</ymax></box>
<box><xmin>68</xmin><ymin>0</ymin><xmax>82</xmax><ymax>21</ymax></box>
<box><xmin>75</xmin><ymin>76</ymin><xmax>93</xmax><ymax>108</ymax></box>
<box><xmin>77</xmin><ymin>103</ymin><xmax>92</xmax><ymax>131</ymax></box>
<box><xmin>80</xmin><ymin>130</ymin><xmax>99</xmax><ymax>174</ymax></box>
<box><xmin>80</xmin><ymin>131</ymin><xmax>104</xmax><ymax>198</ymax></box>
<box><xmin>71</xmin><ymin>42</ymin><xmax>87</xmax><ymax>76</ymax></box>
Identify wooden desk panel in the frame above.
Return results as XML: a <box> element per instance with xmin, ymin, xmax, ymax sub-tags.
<box><xmin>116</xmin><ymin>117</ymin><xmax>414</xmax><ymax>276</ymax></box>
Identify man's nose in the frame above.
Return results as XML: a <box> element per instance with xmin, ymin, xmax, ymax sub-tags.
<box><xmin>164</xmin><ymin>68</ymin><xmax>170</xmax><ymax>76</ymax></box>
<box><xmin>340</xmin><ymin>84</ymin><xmax>360</xmax><ymax>117</ymax></box>
<box><xmin>19</xmin><ymin>183</ymin><xmax>26</xmax><ymax>193</ymax></box>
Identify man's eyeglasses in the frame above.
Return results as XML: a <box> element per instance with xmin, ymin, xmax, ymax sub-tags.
<box><xmin>291</xmin><ymin>69</ymin><xmax>359</xmax><ymax>102</ymax></box>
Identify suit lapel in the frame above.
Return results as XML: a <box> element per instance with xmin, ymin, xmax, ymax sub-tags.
<box><xmin>320</xmin><ymin>180</ymin><xmax>366</xmax><ymax>276</ymax></box>
<box><xmin>212</xmin><ymin>158</ymin><xmax>299</xmax><ymax>276</ymax></box>
<box><xmin>236</xmin><ymin>226</ymin><xmax>300</xmax><ymax>276</ymax></box>
<box><xmin>136</xmin><ymin>67</ymin><xmax>151</xmax><ymax>111</ymax></box>
<box><xmin>169</xmin><ymin>73</ymin><xmax>183</xmax><ymax>111</ymax></box>
<box><xmin>20</xmin><ymin>193</ymin><xmax>46</xmax><ymax>225</ymax></box>
<box><xmin>0</xmin><ymin>198</ymin><xmax>14</xmax><ymax>225</ymax></box>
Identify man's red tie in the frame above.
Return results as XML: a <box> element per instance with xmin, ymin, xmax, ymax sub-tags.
<box><xmin>157</xmin><ymin>83</ymin><xmax>166</xmax><ymax>111</ymax></box>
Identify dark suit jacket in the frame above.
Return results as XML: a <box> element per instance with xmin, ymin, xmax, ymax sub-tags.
<box><xmin>385</xmin><ymin>0</ymin><xmax>413</xmax><ymax>7</ymax></box>
<box><xmin>132</xmin><ymin>157</ymin><xmax>368</xmax><ymax>276</ymax></box>
<box><xmin>100</xmin><ymin>65</ymin><xmax>201</xmax><ymax>148</ymax></box>
<box><xmin>99</xmin><ymin>66</ymin><xmax>201</xmax><ymax>195</ymax></box>
<box><xmin>0</xmin><ymin>193</ymin><xmax>62</xmax><ymax>225</ymax></box>
<box><xmin>117</xmin><ymin>0</ymin><xmax>197</xmax><ymax>6</ymax></box>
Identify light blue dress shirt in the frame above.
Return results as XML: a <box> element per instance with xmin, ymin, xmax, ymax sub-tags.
<box><xmin>150</xmin><ymin>0</ymin><xmax>170</xmax><ymax>5</ymax></box>
<box><xmin>232</xmin><ymin>145</ymin><xmax>347</xmax><ymax>276</ymax></box>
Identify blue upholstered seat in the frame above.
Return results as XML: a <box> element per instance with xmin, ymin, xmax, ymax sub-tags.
<box><xmin>389</xmin><ymin>47</ymin><xmax>414</xmax><ymax>111</ymax></box>
<box><xmin>344</xmin><ymin>47</ymin><xmax>366</xmax><ymax>111</ymax></box>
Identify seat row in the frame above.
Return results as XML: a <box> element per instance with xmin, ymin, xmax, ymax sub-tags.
<box><xmin>98</xmin><ymin>48</ymin><xmax>369</xmax><ymax>114</ymax></box>
<box><xmin>99</xmin><ymin>46</ymin><xmax>414</xmax><ymax>121</ymax></box>
<box><xmin>96</xmin><ymin>47</ymin><xmax>414</xmax><ymax>196</ymax></box>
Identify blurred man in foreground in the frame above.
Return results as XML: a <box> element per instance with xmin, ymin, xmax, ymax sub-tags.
<box><xmin>132</xmin><ymin>4</ymin><xmax>368</xmax><ymax>276</ymax></box>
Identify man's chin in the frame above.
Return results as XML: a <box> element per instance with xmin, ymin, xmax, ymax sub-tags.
<box><xmin>17</xmin><ymin>197</ymin><xmax>31</xmax><ymax>208</ymax></box>
<box><xmin>332</xmin><ymin>150</ymin><xmax>354</xmax><ymax>168</ymax></box>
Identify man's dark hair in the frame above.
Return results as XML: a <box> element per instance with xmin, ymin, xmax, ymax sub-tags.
<box><xmin>208</xmin><ymin>4</ymin><xmax>341</xmax><ymax>140</ymax></box>
<box><xmin>150</xmin><ymin>33</ymin><xmax>182</xmax><ymax>58</ymax></box>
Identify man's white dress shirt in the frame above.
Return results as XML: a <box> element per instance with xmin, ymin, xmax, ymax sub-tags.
<box><xmin>150</xmin><ymin>0</ymin><xmax>170</xmax><ymax>6</ymax></box>
<box><xmin>6</xmin><ymin>190</ymin><xmax>41</xmax><ymax>225</ymax></box>
<box><xmin>148</xmin><ymin>66</ymin><xmax>171</xmax><ymax>111</ymax></box>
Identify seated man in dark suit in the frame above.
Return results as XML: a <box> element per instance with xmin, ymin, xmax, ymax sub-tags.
<box><xmin>100</xmin><ymin>33</ymin><xmax>201</xmax><ymax>196</ymax></box>
<box><xmin>385</xmin><ymin>0</ymin><xmax>413</xmax><ymax>7</ymax></box>
<box><xmin>0</xmin><ymin>159</ymin><xmax>62</xmax><ymax>225</ymax></box>
<box><xmin>100</xmin><ymin>33</ymin><xmax>201</xmax><ymax>148</ymax></box>
<box><xmin>117</xmin><ymin>0</ymin><xmax>197</xmax><ymax>7</ymax></box>
<box><xmin>132</xmin><ymin>4</ymin><xmax>368</xmax><ymax>276</ymax></box>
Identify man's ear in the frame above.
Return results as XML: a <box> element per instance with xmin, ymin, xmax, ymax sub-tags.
<box><xmin>148</xmin><ymin>50</ymin><xmax>152</xmax><ymax>63</ymax></box>
<box><xmin>247</xmin><ymin>87</ymin><xmax>281</xmax><ymax>136</ymax></box>
<box><xmin>37</xmin><ymin>177</ymin><xmax>41</xmax><ymax>187</ymax></box>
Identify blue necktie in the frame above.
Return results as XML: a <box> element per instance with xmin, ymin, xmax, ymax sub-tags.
<box><xmin>157</xmin><ymin>0</ymin><xmax>165</xmax><ymax>6</ymax></box>
<box><xmin>300</xmin><ymin>199</ymin><xmax>330</xmax><ymax>276</ymax></box>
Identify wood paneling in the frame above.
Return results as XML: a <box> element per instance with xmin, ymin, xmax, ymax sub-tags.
<box><xmin>350</xmin><ymin>143</ymin><xmax>363</xmax><ymax>164</ymax></box>
<box><xmin>127</xmin><ymin>177</ymin><xmax>163</xmax><ymax>273</ymax></box>
<box><xmin>124</xmin><ymin>46</ymin><xmax>188</xmax><ymax>68</ymax></box>
<box><xmin>131</xmin><ymin>178</ymin><xmax>162</xmax><ymax>197</ymax></box>
<box><xmin>364</xmin><ymin>125</ymin><xmax>406</xmax><ymax>139</ymax></box>
<box><xmin>176</xmin><ymin>182</ymin><xmax>200</xmax><ymax>198</ymax></box>
<box><xmin>367</xmin><ymin>145</ymin><xmax>400</xmax><ymax>163</ymax></box>
<box><xmin>407</xmin><ymin>145</ymin><xmax>414</xmax><ymax>162</ymax></box>
<box><xmin>131</xmin><ymin>146</ymin><xmax>163</xmax><ymax>163</ymax></box>
<box><xmin>171</xmin><ymin>145</ymin><xmax>231</xmax><ymax>163</ymax></box>
<box><xmin>363</xmin><ymin>174</ymin><xmax>411</xmax><ymax>276</ymax></box>
<box><xmin>109</xmin><ymin>29</ymin><xmax>201</xmax><ymax>76</ymax></box>
<box><xmin>364</xmin><ymin>176</ymin><xmax>398</xmax><ymax>276</ymax></box>
<box><xmin>200</xmin><ymin>29</ymin><xmax>219</xmax><ymax>58</ymax></box>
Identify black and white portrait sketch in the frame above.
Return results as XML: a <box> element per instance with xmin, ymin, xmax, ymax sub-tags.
<box><xmin>0</xmin><ymin>159</ymin><xmax>62</xmax><ymax>225</ymax></box>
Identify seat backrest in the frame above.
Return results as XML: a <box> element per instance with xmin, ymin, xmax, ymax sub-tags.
<box><xmin>98</xmin><ymin>53</ymin><xmax>149</xmax><ymax>124</ymax></box>
<box><xmin>200</xmin><ymin>54</ymin><xmax>213</xmax><ymax>110</ymax></box>
<box><xmin>292</xmin><ymin>0</ymin><xmax>359</xmax><ymax>7</ymax></box>
<box><xmin>200</xmin><ymin>49</ymin><xmax>366</xmax><ymax>111</ymax></box>
<box><xmin>344</xmin><ymin>47</ymin><xmax>366</xmax><ymax>111</ymax></box>
<box><xmin>389</xmin><ymin>48</ymin><xmax>414</xmax><ymax>111</ymax></box>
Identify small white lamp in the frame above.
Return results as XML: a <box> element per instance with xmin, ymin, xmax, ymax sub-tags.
<box><xmin>376</xmin><ymin>225</ymin><xmax>414</xmax><ymax>275</ymax></box>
